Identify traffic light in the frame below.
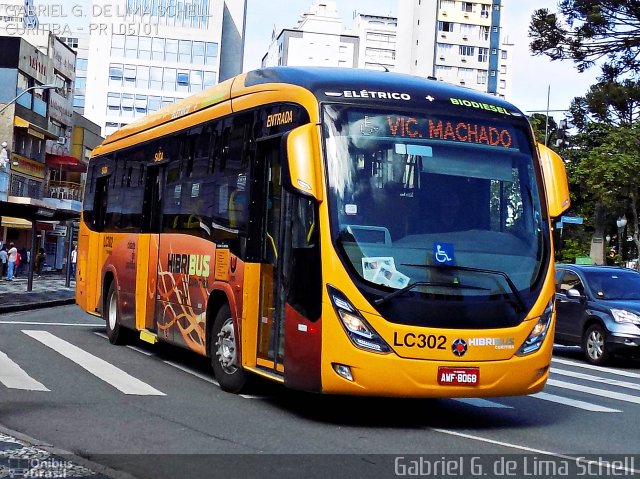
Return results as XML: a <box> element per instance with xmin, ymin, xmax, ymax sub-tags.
<box><xmin>556</xmin><ymin>119</ymin><xmax>568</xmax><ymax>148</ymax></box>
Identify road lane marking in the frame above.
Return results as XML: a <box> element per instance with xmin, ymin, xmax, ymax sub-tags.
<box><xmin>546</xmin><ymin>378</ymin><xmax>640</xmax><ymax>405</ymax></box>
<box><xmin>0</xmin><ymin>321</ymin><xmax>103</xmax><ymax>327</ymax></box>
<box><xmin>94</xmin><ymin>332</ymin><xmax>108</xmax><ymax>340</ymax></box>
<box><xmin>453</xmin><ymin>398</ymin><xmax>512</xmax><ymax>408</ymax></box>
<box><xmin>531</xmin><ymin>391</ymin><xmax>621</xmax><ymax>412</ymax></box>
<box><xmin>551</xmin><ymin>367</ymin><xmax>640</xmax><ymax>391</ymax></box>
<box><xmin>552</xmin><ymin>357</ymin><xmax>640</xmax><ymax>379</ymax></box>
<box><xmin>0</xmin><ymin>351</ymin><xmax>49</xmax><ymax>391</ymax></box>
<box><xmin>126</xmin><ymin>345</ymin><xmax>153</xmax><ymax>356</ymax></box>
<box><xmin>23</xmin><ymin>330</ymin><xmax>165</xmax><ymax>396</ymax></box>
<box><xmin>163</xmin><ymin>360</ymin><xmax>219</xmax><ymax>386</ymax></box>
<box><xmin>431</xmin><ymin>428</ymin><xmax>640</xmax><ymax>474</ymax></box>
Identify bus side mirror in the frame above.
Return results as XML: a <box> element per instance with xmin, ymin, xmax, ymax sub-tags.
<box><xmin>537</xmin><ymin>143</ymin><xmax>570</xmax><ymax>218</ymax></box>
<box><xmin>284</xmin><ymin>123</ymin><xmax>323</xmax><ymax>202</ymax></box>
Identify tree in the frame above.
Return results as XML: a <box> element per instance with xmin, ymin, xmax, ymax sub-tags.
<box><xmin>528</xmin><ymin>1</ymin><xmax>640</xmax><ymax>80</ymax></box>
<box><xmin>574</xmin><ymin>124</ymin><xmax>640</xmax><ymax>269</ymax></box>
<box><xmin>570</xmin><ymin>79</ymin><xmax>640</xmax><ymax>129</ymax></box>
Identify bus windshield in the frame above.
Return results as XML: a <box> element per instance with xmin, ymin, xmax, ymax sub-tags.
<box><xmin>324</xmin><ymin>104</ymin><xmax>548</xmax><ymax>305</ymax></box>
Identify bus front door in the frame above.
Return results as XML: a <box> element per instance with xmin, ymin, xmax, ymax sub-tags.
<box><xmin>255</xmin><ymin>138</ymin><xmax>287</xmax><ymax>374</ymax></box>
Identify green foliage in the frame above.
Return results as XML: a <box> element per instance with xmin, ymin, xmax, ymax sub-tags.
<box><xmin>529</xmin><ymin>0</ymin><xmax>640</xmax><ymax>80</ymax></box>
<box><xmin>557</xmin><ymin>237</ymin><xmax>591</xmax><ymax>264</ymax></box>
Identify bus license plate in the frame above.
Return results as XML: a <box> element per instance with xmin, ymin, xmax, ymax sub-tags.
<box><xmin>437</xmin><ymin>367</ymin><xmax>479</xmax><ymax>386</ymax></box>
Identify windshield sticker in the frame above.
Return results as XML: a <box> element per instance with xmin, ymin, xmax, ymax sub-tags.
<box><xmin>345</xmin><ymin>204</ymin><xmax>358</xmax><ymax>215</ymax></box>
<box><xmin>449</xmin><ymin>98</ymin><xmax>519</xmax><ymax>116</ymax></box>
<box><xmin>362</xmin><ymin>257</ymin><xmax>410</xmax><ymax>288</ymax></box>
<box><xmin>434</xmin><ymin>243</ymin><xmax>455</xmax><ymax>266</ymax></box>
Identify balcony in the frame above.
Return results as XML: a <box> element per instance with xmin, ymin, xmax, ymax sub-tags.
<box><xmin>46</xmin><ymin>180</ymin><xmax>83</xmax><ymax>202</ymax></box>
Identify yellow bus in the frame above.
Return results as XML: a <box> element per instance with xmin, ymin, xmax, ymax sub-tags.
<box><xmin>76</xmin><ymin>67</ymin><xmax>570</xmax><ymax>397</ymax></box>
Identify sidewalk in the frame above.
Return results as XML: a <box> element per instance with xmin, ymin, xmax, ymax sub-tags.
<box><xmin>0</xmin><ymin>272</ymin><xmax>76</xmax><ymax>314</ymax></box>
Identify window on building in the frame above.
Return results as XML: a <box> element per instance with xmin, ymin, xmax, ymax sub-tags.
<box><xmin>179</xmin><ymin>40</ymin><xmax>192</xmax><ymax>63</ymax></box>
<box><xmin>458</xmin><ymin>67</ymin><xmax>474</xmax><ymax>79</ymax></box>
<box><xmin>121</xmin><ymin>93</ymin><xmax>134</xmax><ymax>117</ymax></box>
<box><xmin>437</xmin><ymin>43</ymin><xmax>453</xmax><ymax>57</ymax></box>
<box><xmin>203</xmin><ymin>71</ymin><xmax>216</xmax><ymax>88</ymax></box>
<box><xmin>111</xmin><ymin>35</ymin><xmax>125</xmax><ymax>57</ymax></box>
<box><xmin>73</xmin><ymin>95</ymin><xmax>85</xmax><ymax>108</ymax></box>
<box><xmin>478</xmin><ymin>47</ymin><xmax>488</xmax><ymax>62</ymax></box>
<box><xmin>205</xmin><ymin>42</ymin><xmax>218</xmax><ymax>65</ymax></box>
<box><xmin>163</xmin><ymin>68</ymin><xmax>177</xmax><ymax>91</ymax></box>
<box><xmin>123</xmin><ymin>65</ymin><xmax>136</xmax><ymax>86</ymax></box>
<box><xmin>152</xmin><ymin>37</ymin><xmax>165</xmax><ymax>61</ymax></box>
<box><xmin>165</xmin><ymin>39</ymin><xmax>178</xmax><ymax>62</ymax></box>
<box><xmin>460</xmin><ymin>24</ymin><xmax>477</xmax><ymax>37</ymax></box>
<box><xmin>500</xmin><ymin>80</ymin><xmax>506</xmax><ymax>89</ymax></box>
<box><xmin>109</xmin><ymin>64</ymin><xmax>123</xmax><ymax>85</ymax></box>
<box><xmin>480</xmin><ymin>5</ymin><xmax>489</xmax><ymax>18</ymax></box>
<box><xmin>440</xmin><ymin>0</ymin><xmax>454</xmax><ymax>10</ymax></box>
<box><xmin>500</xmin><ymin>65</ymin><xmax>507</xmax><ymax>74</ymax></box>
<box><xmin>148</xmin><ymin>96</ymin><xmax>162</xmax><ymax>112</ymax></box>
<box><xmin>150</xmin><ymin>67</ymin><xmax>163</xmax><ymax>90</ymax></box>
<box><xmin>477</xmin><ymin>70</ymin><xmax>487</xmax><ymax>84</ymax></box>
<box><xmin>177</xmin><ymin>70</ymin><xmax>189</xmax><ymax>92</ymax></box>
<box><xmin>125</xmin><ymin>35</ymin><xmax>138</xmax><ymax>58</ymax></box>
<box><xmin>461</xmin><ymin>2</ymin><xmax>474</xmax><ymax>13</ymax></box>
<box><xmin>107</xmin><ymin>92</ymin><xmax>120</xmax><ymax>114</ymax></box>
<box><xmin>438</xmin><ymin>21</ymin><xmax>454</xmax><ymax>33</ymax></box>
<box><xmin>138</xmin><ymin>37</ymin><xmax>151</xmax><ymax>60</ymax></box>
<box><xmin>135</xmin><ymin>95</ymin><xmax>148</xmax><ymax>116</ymax></box>
<box><xmin>137</xmin><ymin>65</ymin><xmax>149</xmax><ymax>89</ymax></box>
<box><xmin>501</xmin><ymin>50</ymin><xmax>508</xmax><ymax>59</ymax></box>
<box><xmin>193</xmin><ymin>41</ymin><xmax>205</xmax><ymax>64</ymax></box>
<box><xmin>459</xmin><ymin>45</ymin><xmax>475</xmax><ymax>57</ymax></box>
<box><xmin>76</xmin><ymin>58</ymin><xmax>88</xmax><ymax>71</ymax></box>
<box><xmin>480</xmin><ymin>26</ymin><xmax>490</xmax><ymax>40</ymax></box>
<box><xmin>190</xmin><ymin>70</ymin><xmax>203</xmax><ymax>92</ymax></box>
<box><xmin>75</xmin><ymin>77</ymin><xmax>86</xmax><ymax>90</ymax></box>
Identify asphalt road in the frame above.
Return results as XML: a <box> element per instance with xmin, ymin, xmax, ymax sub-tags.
<box><xmin>1</xmin><ymin>305</ymin><xmax>640</xmax><ymax>479</ymax></box>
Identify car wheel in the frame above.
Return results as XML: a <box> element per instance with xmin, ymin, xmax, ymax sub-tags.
<box><xmin>104</xmin><ymin>282</ymin><xmax>128</xmax><ymax>345</ymax></box>
<box><xmin>582</xmin><ymin>324</ymin><xmax>609</xmax><ymax>365</ymax></box>
<box><xmin>211</xmin><ymin>304</ymin><xmax>247</xmax><ymax>393</ymax></box>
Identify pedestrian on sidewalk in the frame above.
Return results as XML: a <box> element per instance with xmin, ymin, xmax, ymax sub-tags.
<box><xmin>36</xmin><ymin>247</ymin><xmax>46</xmax><ymax>277</ymax></box>
<box><xmin>5</xmin><ymin>242</ymin><xmax>17</xmax><ymax>280</ymax></box>
<box><xmin>0</xmin><ymin>245</ymin><xmax>7</xmax><ymax>278</ymax></box>
<box><xmin>16</xmin><ymin>247</ymin><xmax>28</xmax><ymax>277</ymax></box>
<box><xmin>70</xmin><ymin>243</ymin><xmax>77</xmax><ymax>278</ymax></box>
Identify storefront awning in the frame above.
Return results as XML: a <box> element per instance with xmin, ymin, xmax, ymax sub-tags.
<box><xmin>46</xmin><ymin>154</ymin><xmax>87</xmax><ymax>172</ymax></box>
<box><xmin>1</xmin><ymin>216</ymin><xmax>32</xmax><ymax>229</ymax></box>
<box><xmin>14</xmin><ymin>116</ymin><xmax>57</xmax><ymax>139</ymax></box>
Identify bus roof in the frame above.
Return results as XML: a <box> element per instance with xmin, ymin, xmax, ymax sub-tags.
<box><xmin>95</xmin><ymin>67</ymin><xmax>526</xmax><ymax>155</ymax></box>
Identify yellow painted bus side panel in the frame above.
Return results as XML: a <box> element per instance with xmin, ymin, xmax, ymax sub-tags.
<box><xmin>241</xmin><ymin>262</ymin><xmax>261</xmax><ymax>369</ymax></box>
<box><xmin>135</xmin><ymin>235</ymin><xmax>151</xmax><ymax>331</ymax></box>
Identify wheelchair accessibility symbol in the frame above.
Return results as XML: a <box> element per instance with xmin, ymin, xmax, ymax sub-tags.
<box><xmin>434</xmin><ymin>243</ymin><xmax>455</xmax><ymax>265</ymax></box>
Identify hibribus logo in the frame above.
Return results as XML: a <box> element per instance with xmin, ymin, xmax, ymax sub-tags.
<box><xmin>167</xmin><ymin>254</ymin><xmax>210</xmax><ymax>277</ymax></box>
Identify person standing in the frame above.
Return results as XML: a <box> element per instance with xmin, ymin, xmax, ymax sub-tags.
<box><xmin>70</xmin><ymin>243</ymin><xmax>77</xmax><ymax>278</ymax></box>
<box><xmin>36</xmin><ymin>248</ymin><xmax>46</xmax><ymax>277</ymax></box>
<box><xmin>0</xmin><ymin>246</ymin><xmax>7</xmax><ymax>278</ymax></box>
<box><xmin>5</xmin><ymin>242</ymin><xmax>17</xmax><ymax>280</ymax></box>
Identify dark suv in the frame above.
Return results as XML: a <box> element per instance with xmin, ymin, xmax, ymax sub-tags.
<box><xmin>554</xmin><ymin>264</ymin><xmax>640</xmax><ymax>365</ymax></box>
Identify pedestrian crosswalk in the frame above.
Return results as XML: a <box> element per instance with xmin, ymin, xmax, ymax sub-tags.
<box><xmin>1</xmin><ymin>329</ymin><xmax>640</xmax><ymax>413</ymax></box>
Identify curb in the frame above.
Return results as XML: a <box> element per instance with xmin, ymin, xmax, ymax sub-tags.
<box><xmin>0</xmin><ymin>423</ymin><xmax>138</xmax><ymax>479</ymax></box>
<box><xmin>0</xmin><ymin>298</ymin><xmax>76</xmax><ymax>315</ymax></box>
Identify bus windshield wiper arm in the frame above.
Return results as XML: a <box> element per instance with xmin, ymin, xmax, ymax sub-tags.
<box><xmin>400</xmin><ymin>264</ymin><xmax>526</xmax><ymax>312</ymax></box>
<box><xmin>374</xmin><ymin>281</ymin><xmax>489</xmax><ymax>306</ymax></box>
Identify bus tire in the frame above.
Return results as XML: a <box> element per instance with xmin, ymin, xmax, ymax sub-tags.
<box><xmin>211</xmin><ymin>304</ymin><xmax>246</xmax><ymax>393</ymax></box>
<box><xmin>104</xmin><ymin>282</ymin><xmax>127</xmax><ymax>345</ymax></box>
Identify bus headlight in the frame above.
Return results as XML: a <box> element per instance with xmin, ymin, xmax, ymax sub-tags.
<box><xmin>327</xmin><ymin>285</ymin><xmax>391</xmax><ymax>354</ymax></box>
<box><xmin>516</xmin><ymin>301</ymin><xmax>554</xmax><ymax>356</ymax></box>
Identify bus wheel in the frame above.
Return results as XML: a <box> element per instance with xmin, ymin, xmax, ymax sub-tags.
<box><xmin>211</xmin><ymin>304</ymin><xmax>246</xmax><ymax>393</ymax></box>
<box><xmin>104</xmin><ymin>282</ymin><xmax>127</xmax><ymax>345</ymax></box>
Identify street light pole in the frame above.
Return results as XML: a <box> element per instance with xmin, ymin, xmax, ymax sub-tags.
<box><xmin>617</xmin><ymin>216</ymin><xmax>628</xmax><ymax>266</ymax></box>
<box><xmin>0</xmin><ymin>84</ymin><xmax>58</xmax><ymax>115</ymax></box>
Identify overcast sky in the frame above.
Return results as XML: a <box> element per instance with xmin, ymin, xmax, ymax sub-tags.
<box><xmin>243</xmin><ymin>0</ymin><xmax>601</xmax><ymax>121</ymax></box>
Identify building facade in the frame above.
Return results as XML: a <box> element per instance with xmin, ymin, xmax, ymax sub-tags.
<box><xmin>84</xmin><ymin>0</ymin><xmax>246</xmax><ymax>137</ymax></box>
<box><xmin>262</xmin><ymin>1</ymin><xmax>358</xmax><ymax>68</ymax></box>
<box><xmin>0</xmin><ymin>34</ymin><xmax>102</xmax><ymax>269</ymax></box>
<box><xmin>396</xmin><ymin>0</ymin><xmax>511</xmax><ymax>98</ymax></box>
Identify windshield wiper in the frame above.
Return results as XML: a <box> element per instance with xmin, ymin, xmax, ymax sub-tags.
<box><xmin>374</xmin><ymin>281</ymin><xmax>490</xmax><ymax>306</ymax></box>
<box><xmin>397</xmin><ymin>263</ymin><xmax>526</xmax><ymax>312</ymax></box>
